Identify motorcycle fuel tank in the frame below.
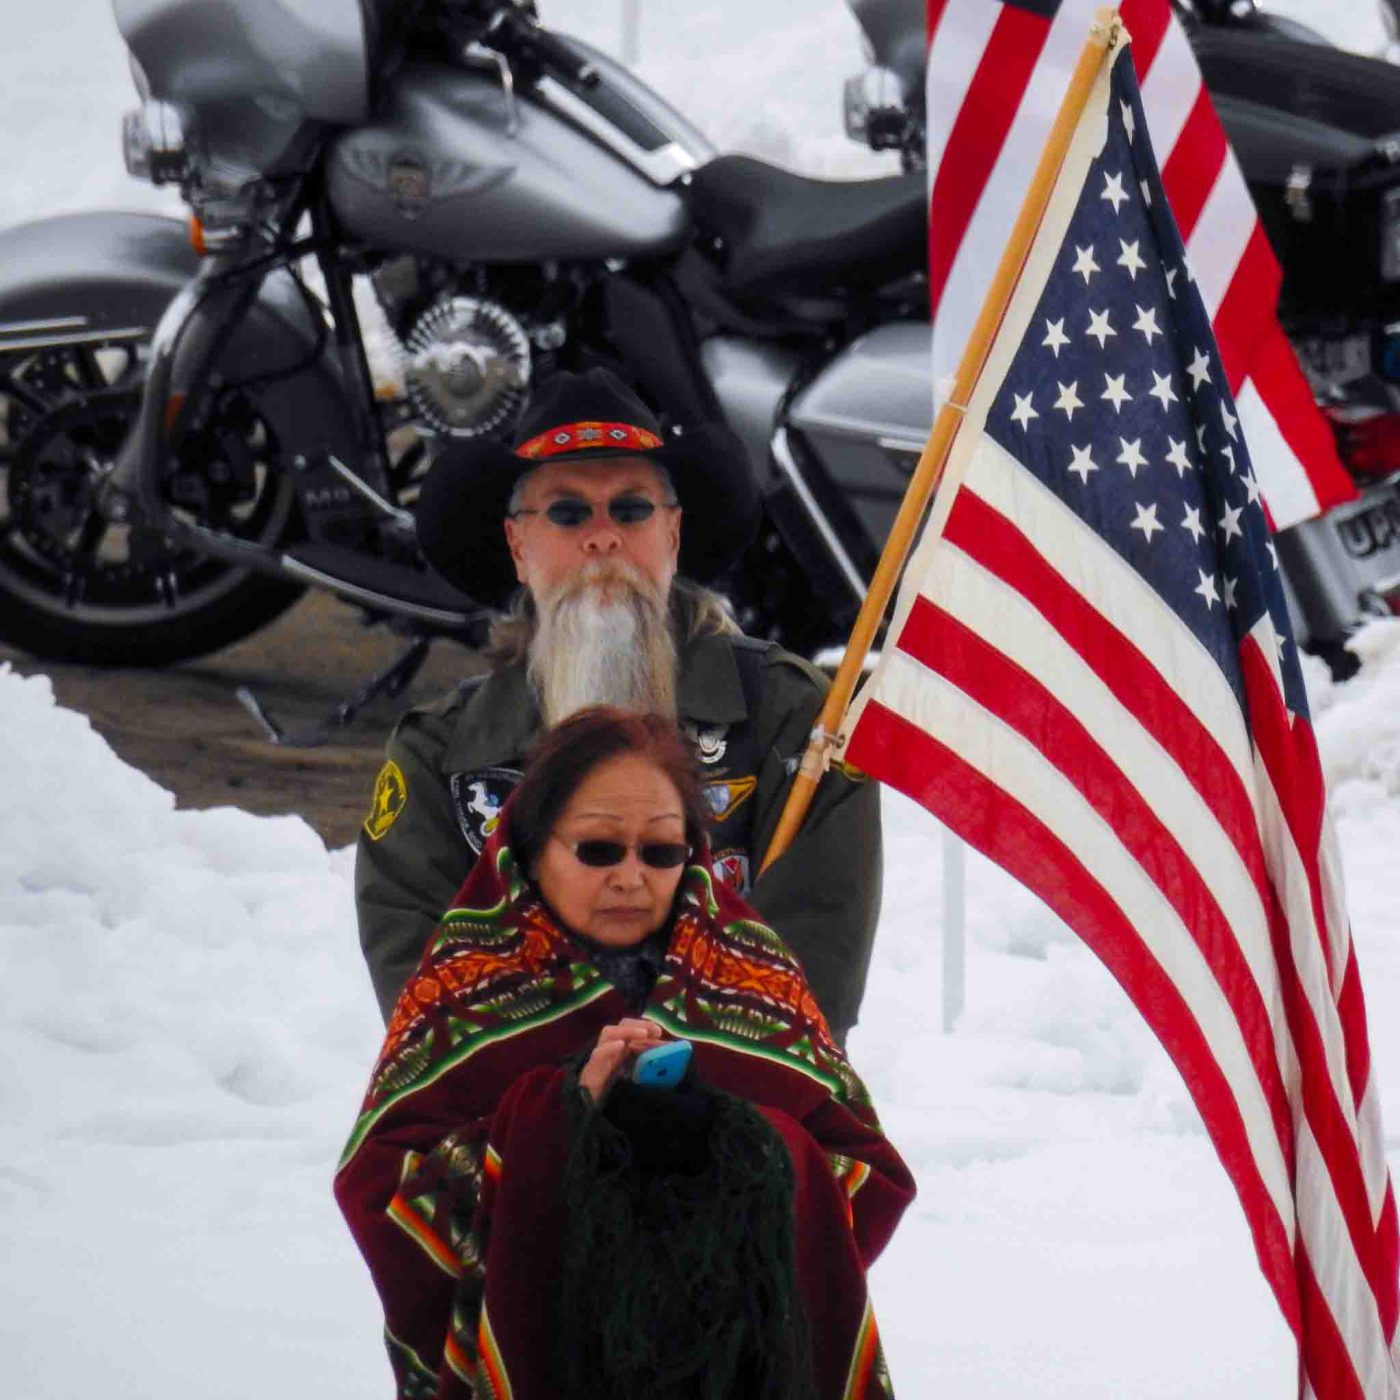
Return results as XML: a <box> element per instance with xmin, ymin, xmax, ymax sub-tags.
<box><xmin>326</xmin><ymin>60</ymin><xmax>690</xmax><ymax>263</ymax></box>
<box><xmin>115</xmin><ymin>0</ymin><xmax>371</xmax><ymax>177</ymax></box>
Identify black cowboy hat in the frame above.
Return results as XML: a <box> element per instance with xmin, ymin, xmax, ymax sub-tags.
<box><xmin>414</xmin><ymin>369</ymin><xmax>760</xmax><ymax>607</ymax></box>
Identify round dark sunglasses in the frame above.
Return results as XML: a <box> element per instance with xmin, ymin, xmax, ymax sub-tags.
<box><xmin>509</xmin><ymin>493</ymin><xmax>677</xmax><ymax>529</ymax></box>
<box><xmin>556</xmin><ymin>836</ymin><xmax>692</xmax><ymax>869</ymax></box>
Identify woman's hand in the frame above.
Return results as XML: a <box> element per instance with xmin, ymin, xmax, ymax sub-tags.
<box><xmin>579</xmin><ymin>1018</ymin><xmax>665</xmax><ymax>1103</ymax></box>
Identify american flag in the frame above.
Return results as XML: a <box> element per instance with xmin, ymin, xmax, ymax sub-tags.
<box><xmin>844</xmin><ymin>37</ymin><xmax>1400</xmax><ymax>1396</ymax></box>
<box><xmin>925</xmin><ymin>0</ymin><xmax>1355</xmax><ymax>529</ymax></box>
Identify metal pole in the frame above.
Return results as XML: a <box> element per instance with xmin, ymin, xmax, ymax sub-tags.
<box><xmin>942</xmin><ymin>829</ymin><xmax>966</xmax><ymax>1032</ymax></box>
<box><xmin>621</xmin><ymin>0</ymin><xmax>640</xmax><ymax>66</ymax></box>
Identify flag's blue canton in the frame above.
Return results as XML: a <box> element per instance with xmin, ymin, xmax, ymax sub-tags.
<box><xmin>983</xmin><ymin>49</ymin><xmax>1309</xmax><ymax>720</ymax></box>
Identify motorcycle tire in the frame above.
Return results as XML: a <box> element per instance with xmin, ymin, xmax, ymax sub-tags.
<box><xmin>0</xmin><ymin>348</ymin><xmax>306</xmax><ymax>667</ymax></box>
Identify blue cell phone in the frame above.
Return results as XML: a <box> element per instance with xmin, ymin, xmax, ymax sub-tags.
<box><xmin>631</xmin><ymin>1039</ymin><xmax>692</xmax><ymax>1089</ymax></box>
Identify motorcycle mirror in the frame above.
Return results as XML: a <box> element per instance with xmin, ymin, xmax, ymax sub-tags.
<box><xmin>843</xmin><ymin>66</ymin><xmax>905</xmax><ymax>144</ymax></box>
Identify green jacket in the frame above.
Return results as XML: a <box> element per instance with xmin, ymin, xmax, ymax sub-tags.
<box><xmin>353</xmin><ymin>631</ymin><xmax>882</xmax><ymax>1040</ymax></box>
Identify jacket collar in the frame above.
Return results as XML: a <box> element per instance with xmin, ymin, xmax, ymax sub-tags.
<box><xmin>440</xmin><ymin>631</ymin><xmax>750</xmax><ymax>773</ymax></box>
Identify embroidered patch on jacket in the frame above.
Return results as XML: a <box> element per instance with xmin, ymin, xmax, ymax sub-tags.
<box><xmin>364</xmin><ymin>760</ymin><xmax>408</xmax><ymax>841</ymax></box>
<box><xmin>712</xmin><ymin>847</ymin><xmax>752</xmax><ymax>895</ymax></box>
<box><xmin>704</xmin><ymin>775</ymin><xmax>757</xmax><ymax>824</ymax></box>
<box><xmin>451</xmin><ymin>768</ymin><xmax>522</xmax><ymax>854</ymax></box>
<box><xmin>683</xmin><ymin>721</ymin><xmax>729</xmax><ymax>765</ymax></box>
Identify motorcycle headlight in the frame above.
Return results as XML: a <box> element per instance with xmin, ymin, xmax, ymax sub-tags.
<box><xmin>1381</xmin><ymin>186</ymin><xmax>1400</xmax><ymax>282</ymax></box>
<box><xmin>122</xmin><ymin>100</ymin><xmax>189</xmax><ymax>186</ymax></box>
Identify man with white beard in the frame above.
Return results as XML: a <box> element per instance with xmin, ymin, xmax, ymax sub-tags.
<box><xmin>354</xmin><ymin>370</ymin><xmax>882</xmax><ymax>1043</ymax></box>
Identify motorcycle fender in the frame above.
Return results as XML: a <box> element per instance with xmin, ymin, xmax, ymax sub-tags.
<box><xmin>0</xmin><ymin>210</ymin><xmax>363</xmax><ymax>472</ymax></box>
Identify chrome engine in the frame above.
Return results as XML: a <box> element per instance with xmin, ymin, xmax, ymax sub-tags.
<box><xmin>400</xmin><ymin>297</ymin><xmax>531</xmax><ymax>437</ymax></box>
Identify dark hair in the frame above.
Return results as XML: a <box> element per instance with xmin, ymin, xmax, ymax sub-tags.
<box><xmin>509</xmin><ymin>707</ymin><xmax>711</xmax><ymax>872</ymax></box>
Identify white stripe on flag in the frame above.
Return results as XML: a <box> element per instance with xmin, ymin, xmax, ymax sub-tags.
<box><xmin>1136</xmin><ymin>19</ymin><xmax>1200</xmax><ymax>170</ymax></box>
<box><xmin>1234</xmin><ymin>378</ymin><xmax>1322</xmax><ymax>526</ymax></box>
<box><xmin>924</xmin><ymin>0</ymin><xmax>1003</xmax><ymax>186</ymax></box>
<box><xmin>1187</xmin><ymin>148</ymin><xmax>1257</xmax><ymax>322</ymax></box>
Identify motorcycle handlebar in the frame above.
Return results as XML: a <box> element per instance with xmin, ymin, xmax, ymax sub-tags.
<box><xmin>459</xmin><ymin>1</ymin><xmax>597</xmax><ymax>86</ymax></box>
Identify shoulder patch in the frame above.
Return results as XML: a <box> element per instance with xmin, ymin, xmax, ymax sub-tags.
<box><xmin>704</xmin><ymin>775</ymin><xmax>757</xmax><ymax>823</ymax></box>
<box><xmin>364</xmin><ymin>760</ymin><xmax>409</xmax><ymax>841</ymax></box>
<box><xmin>451</xmin><ymin>767</ymin><xmax>523</xmax><ymax>855</ymax></box>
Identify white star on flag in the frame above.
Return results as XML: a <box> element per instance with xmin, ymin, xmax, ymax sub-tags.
<box><xmin>1219</xmin><ymin>501</ymin><xmax>1244</xmax><ymax>542</ymax></box>
<box><xmin>1101</xmin><ymin>373</ymin><xmax>1132</xmax><ymax>412</ymax></box>
<box><xmin>1148</xmin><ymin>371</ymin><xmax>1177</xmax><ymax>410</ymax></box>
<box><xmin>1116</xmin><ymin>437</ymin><xmax>1147</xmax><ymax>477</ymax></box>
<box><xmin>1165</xmin><ymin>438</ymin><xmax>1193</xmax><ymax>476</ymax></box>
<box><xmin>1101</xmin><ymin>171</ymin><xmax>1128</xmax><ymax>213</ymax></box>
<box><xmin>1193</xmin><ymin>568</ymin><xmax>1220</xmax><ymax>609</ymax></box>
<box><xmin>1182</xmin><ymin>504</ymin><xmax>1205</xmax><ymax>542</ymax></box>
<box><xmin>1116</xmin><ymin>238</ymin><xmax>1146</xmax><ymax>279</ymax></box>
<box><xmin>1054</xmin><ymin>381</ymin><xmax>1084</xmax><ymax>419</ymax></box>
<box><xmin>1130</xmin><ymin>500</ymin><xmax>1162</xmax><ymax>542</ymax></box>
<box><xmin>1220</xmin><ymin>400</ymin><xmax>1238</xmax><ymax>440</ymax></box>
<box><xmin>1132</xmin><ymin>305</ymin><xmax>1161</xmax><ymax>344</ymax></box>
<box><xmin>1186</xmin><ymin>347</ymin><xmax>1212</xmax><ymax>390</ymax></box>
<box><xmin>1085</xmin><ymin>307</ymin><xmax>1115</xmax><ymax>348</ymax></box>
<box><xmin>1071</xmin><ymin>244</ymin><xmax>1099</xmax><ymax>282</ymax></box>
<box><xmin>1042</xmin><ymin>318</ymin><xmax>1070</xmax><ymax>357</ymax></box>
<box><xmin>1067</xmin><ymin>443</ymin><xmax>1098</xmax><ymax>484</ymax></box>
<box><xmin>1010</xmin><ymin>392</ymin><xmax>1038</xmax><ymax>429</ymax></box>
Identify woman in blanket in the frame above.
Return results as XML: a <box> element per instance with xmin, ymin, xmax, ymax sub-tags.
<box><xmin>336</xmin><ymin>706</ymin><xmax>914</xmax><ymax>1400</ymax></box>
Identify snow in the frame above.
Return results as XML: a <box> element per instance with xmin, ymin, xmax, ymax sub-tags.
<box><xmin>3</xmin><ymin>0</ymin><xmax>1396</xmax><ymax>1394</ymax></box>
<box><xmin>8</xmin><ymin>608</ymin><xmax>1391</xmax><ymax>1397</ymax></box>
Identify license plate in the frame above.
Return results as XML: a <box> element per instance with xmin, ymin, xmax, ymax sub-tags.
<box><xmin>1333</xmin><ymin>483</ymin><xmax>1400</xmax><ymax>578</ymax></box>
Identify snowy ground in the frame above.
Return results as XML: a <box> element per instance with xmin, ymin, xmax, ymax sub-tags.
<box><xmin>9</xmin><ymin>621</ymin><xmax>1400</xmax><ymax>1398</ymax></box>
<box><xmin>3</xmin><ymin>0</ymin><xmax>1397</xmax><ymax>1395</ymax></box>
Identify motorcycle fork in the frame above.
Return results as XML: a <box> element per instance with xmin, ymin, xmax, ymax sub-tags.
<box><xmin>310</xmin><ymin>194</ymin><xmax>394</xmax><ymax>500</ymax></box>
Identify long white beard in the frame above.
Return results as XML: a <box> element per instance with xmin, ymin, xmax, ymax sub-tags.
<box><xmin>528</xmin><ymin>562</ymin><xmax>678</xmax><ymax>725</ymax></box>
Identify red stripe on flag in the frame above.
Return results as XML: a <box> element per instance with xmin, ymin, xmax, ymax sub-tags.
<box><xmin>1297</xmin><ymin>1245</ymin><xmax>1369</xmax><ymax>1400</ymax></box>
<box><xmin>895</xmin><ymin>592</ymin><xmax>1296</xmax><ymax>1163</ymax></box>
<box><xmin>845</xmin><ymin>699</ymin><xmax>1303</xmax><ymax>1336</ymax></box>
<box><xmin>1338</xmin><ymin>951</ymin><xmax>1372</xmax><ymax>1116</ymax></box>
<box><xmin>1210</xmin><ymin>224</ymin><xmax>1280</xmax><ymax>395</ymax></box>
<box><xmin>1379</xmin><ymin>1188</ymin><xmax>1400</xmax><ymax>1341</ymax></box>
<box><xmin>1249</xmin><ymin>325</ymin><xmax>1356</xmax><ymax>514</ymax></box>
<box><xmin>1159</xmin><ymin>86</ymin><xmax>1226</xmax><ymax>243</ymax></box>
<box><xmin>1118</xmin><ymin>0</ymin><xmax>1172</xmax><ymax>79</ymax></box>
<box><xmin>926</xmin><ymin>0</ymin><xmax>951</xmax><ymax>43</ymax></box>
<box><xmin>927</xmin><ymin>4</ymin><xmax>1052</xmax><ymax>322</ymax></box>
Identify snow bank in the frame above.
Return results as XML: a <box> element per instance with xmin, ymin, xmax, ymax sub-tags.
<box><xmin>7</xmin><ymin>614</ymin><xmax>1400</xmax><ymax>1397</ymax></box>
<box><xmin>0</xmin><ymin>666</ymin><xmax>385</xmax><ymax>1399</ymax></box>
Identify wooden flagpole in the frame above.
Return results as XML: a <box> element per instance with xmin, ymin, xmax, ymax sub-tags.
<box><xmin>759</xmin><ymin>5</ymin><xmax>1124</xmax><ymax>876</ymax></box>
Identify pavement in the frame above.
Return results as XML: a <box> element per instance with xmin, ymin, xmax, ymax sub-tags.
<box><xmin>0</xmin><ymin>590</ymin><xmax>484</xmax><ymax>849</ymax></box>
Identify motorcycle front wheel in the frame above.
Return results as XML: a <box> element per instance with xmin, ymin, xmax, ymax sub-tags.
<box><xmin>0</xmin><ymin>342</ymin><xmax>304</xmax><ymax>666</ymax></box>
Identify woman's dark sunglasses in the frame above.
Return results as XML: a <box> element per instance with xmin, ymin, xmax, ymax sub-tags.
<box><xmin>559</xmin><ymin>837</ymin><xmax>692</xmax><ymax>869</ymax></box>
<box><xmin>509</xmin><ymin>493</ymin><xmax>676</xmax><ymax>529</ymax></box>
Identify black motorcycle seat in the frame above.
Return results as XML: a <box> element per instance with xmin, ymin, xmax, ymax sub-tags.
<box><xmin>686</xmin><ymin>154</ymin><xmax>926</xmax><ymax>297</ymax></box>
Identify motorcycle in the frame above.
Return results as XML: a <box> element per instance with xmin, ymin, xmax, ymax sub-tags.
<box><xmin>0</xmin><ymin>0</ymin><xmax>929</xmax><ymax>718</ymax></box>
<box><xmin>0</xmin><ymin>0</ymin><xmax>1392</xmax><ymax>726</ymax></box>
<box><xmin>844</xmin><ymin>0</ymin><xmax>1400</xmax><ymax>674</ymax></box>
